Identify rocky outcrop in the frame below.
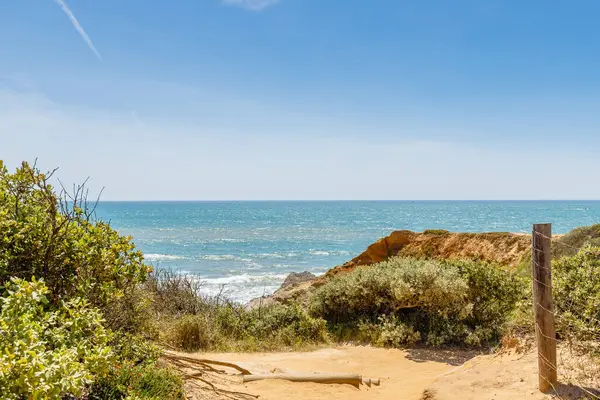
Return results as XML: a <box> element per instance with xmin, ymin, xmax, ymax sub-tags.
<box><xmin>281</xmin><ymin>271</ymin><xmax>317</xmax><ymax>289</ymax></box>
<box><xmin>247</xmin><ymin>230</ymin><xmax>532</xmax><ymax>308</ymax></box>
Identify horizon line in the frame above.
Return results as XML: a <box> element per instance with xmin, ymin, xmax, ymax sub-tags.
<box><xmin>94</xmin><ymin>199</ymin><xmax>600</xmax><ymax>202</ymax></box>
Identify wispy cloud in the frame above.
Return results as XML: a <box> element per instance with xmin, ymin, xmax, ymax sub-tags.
<box><xmin>221</xmin><ymin>0</ymin><xmax>280</xmax><ymax>11</ymax></box>
<box><xmin>53</xmin><ymin>0</ymin><xmax>102</xmax><ymax>60</ymax></box>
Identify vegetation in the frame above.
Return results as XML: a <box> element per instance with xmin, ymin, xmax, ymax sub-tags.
<box><xmin>512</xmin><ymin>227</ymin><xmax>600</xmax><ymax>345</ymax></box>
<box><xmin>0</xmin><ymin>278</ymin><xmax>112</xmax><ymax>399</ymax></box>
<box><xmin>89</xmin><ymin>362</ymin><xmax>184</xmax><ymax>400</ymax></box>
<box><xmin>1</xmin><ymin>159</ymin><xmax>599</xmax><ymax>399</ymax></box>
<box><xmin>554</xmin><ymin>224</ymin><xmax>600</xmax><ymax>258</ymax></box>
<box><xmin>423</xmin><ymin>229</ymin><xmax>450</xmax><ymax>235</ymax></box>
<box><xmin>147</xmin><ymin>270</ymin><xmax>329</xmax><ymax>352</ymax></box>
<box><xmin>0</xmin><ymin>161</ymin><xmax>181</xmax><ymax>399</ymax></box>
<box><xmin>88</xmin><ymin>335</ymin><xmax>183</xmax><ymax>400</ymax></box>
<box><xmin>0</xmin><ymin>161</ymin><xmax>151</xmax><ymax>310</ymax></box>
<box><xmin>310</xmin><ymin>257</ymin><xmax>526</xmax><ymax>347</ymax></box>
<box><xmin>554</xmin><ymin>246</ymin><xmax>600</xmax><ymax>341</ymax></box>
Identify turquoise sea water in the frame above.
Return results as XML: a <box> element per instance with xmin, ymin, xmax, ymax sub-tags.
<box><xmin>96</xmin><ymin>201</ymin><xmax>600</xmax><ymax>302</ymax></box>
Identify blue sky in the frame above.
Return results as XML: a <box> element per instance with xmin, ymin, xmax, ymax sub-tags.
<box><xmin>1</xmin><ymin>0</ymin><xmax>599</xmax><ymax>200</ymax></box>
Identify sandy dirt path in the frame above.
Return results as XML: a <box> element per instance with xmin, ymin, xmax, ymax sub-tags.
<box><xmin>182</xmin><ymin>345</ymin><xmax>598</xmax><ymax>399</ymax></box>
<box><xmin>191</xmin><ymin>346</ymin><xmax>478</xmax><ymax>399</ymax></box>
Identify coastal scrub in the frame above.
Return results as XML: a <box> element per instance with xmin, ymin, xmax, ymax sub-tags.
<box><xmin>310</xmin><ymin>257</ymin><xmax>526</xmax><ymax>347</ymax></box>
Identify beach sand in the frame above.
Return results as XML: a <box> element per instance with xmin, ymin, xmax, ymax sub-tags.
<box><xmin>179</xmin><ymin>345</ymin><xmax>593</xmax><ymax>399</ymax></box>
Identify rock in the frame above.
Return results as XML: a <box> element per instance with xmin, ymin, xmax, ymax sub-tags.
<box><xmin>281</xmin><ymin>271</ymin><xmax>316</xmax><ymax>289</ymax></box>
<box><xmin>246</xmin><ymin>272</ymin><xmax>317</xmax><ymax>309</ymax></box>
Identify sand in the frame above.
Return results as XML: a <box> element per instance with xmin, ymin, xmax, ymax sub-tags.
<box><xmin>181</xmin><ymin>345</ymin><xmax>598</xmax><ymax>399</ymax></box>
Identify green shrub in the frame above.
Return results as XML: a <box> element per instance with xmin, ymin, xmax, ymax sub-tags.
<box><xmin>447</xmin><ymin>259</ymin><xmax>527</xmax><ymax>334</ymax></box>
<box><xmin>554</xmin><ymin>224</ymin><xmax>600</xmax><ymax>258</ymax></box>
<box><xmin>375</xmin><ymin>315</ymin><xmax>421</xmax><ymax>347</ymax></box>
<box><xmin>310</xmin><ymin>257</ymin><xmax>469</xmax><ymax>322</ymax></box>
<box><xmin>0</xmin><ymin>278</ymin><xmax>113</xmax><ymax>399</ymax></box>
<box><xmin>0</xmin><ymin>161</ymin><xmax>152</xmax><ymax>311</ymax></box>
<box><xmin>103</xmin><ymin>287</ymin><xmax>156</xmax><ymax>335</ymax></box>
<box><xmin>147</xmin><ymin>268</ymin><xmax>329</xmax><ymax>352</ymax></box>
<box><xmin>353</xmin><ymin>317</ymin><xmax>421</xmax><ymax>348</ymax></box>
<box><xmin>553</xmin><ymin>246</ymin><xmax>600</xmax><ymax>341</ymax></box>
<box><xmin>241</xmin><ymin>303</ymin><xmax>329</xmax><ymax>348</ymax></box>
<box><xmin>145</xmin><ymin>269</ymin><xmax>209</xmax><ymax>317</ymax></box>
<box><xmin>88</xmin><ymin>361</ymin><xmax>184</xmax><ymax>400</ymax></box>
<box><xmin>163</xmin><ymin>301</ymin><xmax>329</xmax><ymax>352</ymax></box>
<box><xmin>516</xmin><ymin>224</ymin><xmax>600</xmax><ymax>276</ymax></box>
<box><xmin>310</xmin><ymin>257</ymin><xmax>525</xmax><ymax>347</ymax></box>
<box><xmin>109</xmin><ymin>332</ymin><xmax>162</xmax><ymax>367</ymax></box>
<box><xmin>167</xmin><ymin>314</ymin><xmax>217</xmax><ymax>351</ymax></box>
<box><xmin>423</xmin><ymin>229</ymin><xmax>450</xmax><ymax>235</ymax></box>
<box><xmin>87</xmin><ymin>331</ymin><xmax>185</xmax><ymax>399</ymax></box>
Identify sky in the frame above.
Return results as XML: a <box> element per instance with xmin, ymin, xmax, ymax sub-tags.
<box><xmin>1</xmin><ymin>0</ymin><xmax>600</xmax><ymax>200</ymax></box>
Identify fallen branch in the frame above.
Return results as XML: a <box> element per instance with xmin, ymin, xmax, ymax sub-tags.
<box><xmin>162</xmin><ymin>352</ymin><xmax>251</xmax><ymax>375</ymax></box>
<box><xmin>190</xmin><ymin>377</ymin><xmax>259</xmax><ymax>399</ymax></box>
<box><xmin>188</xmin><ymin>380</ymin><xmax>259</xmax><ymax>400</ymax></box>
<box><xmin>242</xmin><ymin>373</ymin><xmax>379</xmax><ymax>387</ymax></box>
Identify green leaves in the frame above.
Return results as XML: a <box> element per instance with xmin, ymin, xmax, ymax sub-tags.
<box><xmin>310</xmin><ymin>257</ymin><xmax>526</xmax><ymax>347</ymax></box>
<box><xmin>0</xmin><ymin>162</ymin><xmax>184</xmax><ymax>399</ymax></box>
<box><xmin>553</xmin><ymin>246</ymin><xmax>600</xmax><ymax>341</ymax></box>
<box><xmin>0</xmin><ymin>278</ymin><xmax>113</xmax><ymax>399</ymax></box>
<box><xmin>0</xmin><ymin>161</ymin><xmax>152</xmax><ymax>316</ymax></box>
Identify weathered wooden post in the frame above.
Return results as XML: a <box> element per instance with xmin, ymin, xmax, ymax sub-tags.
<box><xmin>532</xmin><ymin>223</ymin><xmax>557</xmax><ymax>393</ymax></box>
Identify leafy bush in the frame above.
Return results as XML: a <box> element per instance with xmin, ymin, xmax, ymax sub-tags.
<box><xmin>310</xmin><ymin>257</ymin><xmax>469</xmax><ymax>323</ymax></box>
<box><xmin>553</xmin><ymin>246</ymin><xmax>600</xmax><ymax>341</ymax></box>
<box><xmin>357</xmin><ymin>316</ymin><xmax>421</xmax><ymax>347</ymax></box>
<box><xmin>87</xmin><ymin>331</ymin><xmax>184</xmax><ymax>400</ymax></box>
<box><xmin>0</xmin><ymin>162</ymin><xmax>185</xmax><ymax>398</ymax></box>
<box><xmin>0</xmin><ymin>278</ymin><xmax>113</xmax><ymax>399</ymax></box>
<box><xmin>88</xmin><ymin>362</ymin><xmax>184</xmax><ymax>400</ymax></box>
<box><xmin>237</xmin><ymin>303</ymin><xmax>329</xmax><ymax>348</ymax></box>
<box><xmin>143</xmin><ymin>268</ymin><xmax>329</xmax><ymax>352</ymax></box>
<box><xmin>167</xmin><ymin>314</ymin><xmax>217</xmax><ymax>351</ymax></box>
<box><xmin>109</xmin><ymin>332</ymin><xmax>162</xmax><ymax>367</ymax></box>
<box><xmin>0</xmin><ymin>161</ymin><xmax>151</xmax><ymax>310</ymax></box>
<box><xmin>103</xmin><ymin>287</ymin><xmax>155</xmax><ymax>334</ymax></box>
<box><xmin>516</xmin><ymin>224</ymin><xmax>600</xmax><ymax>277</ymax></box>
<box><xmin>310</xmin><ymin>257</ymin><xmax>525</xmax><ymax>347</ymax></box>
<box><xmin>554</xmin><ymin>224</ymin><xmax>600</xmax><ymax>258</ymax></box>
<box><xmin>145</xmin><ymin>269</ymin><xmax>209</xmax><ymax>317</ymax></box>
<box><xmin>164</xmin><ymin>301</ymin><xmax>329</xmax><ymax>352</ymax></box>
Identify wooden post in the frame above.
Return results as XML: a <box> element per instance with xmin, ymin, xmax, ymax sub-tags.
<box><xmin>532</xmin><ymin>223</ymin><xmax>557</xmax><ymax>393</ymax></box>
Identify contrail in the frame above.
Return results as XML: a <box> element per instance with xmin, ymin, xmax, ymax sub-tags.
<box><xmin>53</xmin><ymin>0</ymin><xmax>102</xmax><ymax>60</ymax></box>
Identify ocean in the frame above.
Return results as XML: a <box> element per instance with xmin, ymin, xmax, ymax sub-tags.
<box><xmin>95</xmin><ymin>201</ymin><xmax>600</xmax><ymax>303</ymax></box>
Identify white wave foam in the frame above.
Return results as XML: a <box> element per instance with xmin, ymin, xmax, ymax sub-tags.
<box><xmin>200</xmin><ymin>254</ymin><xmax>251</xmax><ymax>262</ymax></box>
<box><xmin>185</xmin><ymin>270</ymin><xmax>325</xmax><ymax>303</ymax></box>
<box><xmin>144</xmin><ymin>253</ymin><xmax>185</xmax><ymax>261</ymax></box>
<box><xmin>309</xmin><ymin>250</ymin><xmax>351</xmax><ymax>256</ymax></box>
<box><xmin>201</xmin><ymin>273</ymin><xmax>288</xmax><ymax>285</ymax></box>
<box><xmin>246</xmin><ymin>262</ymin><xmax>264</xmax><ymax>270</ymax></box>
<box><xmin>272</xmin><ymin>263</ymin><xmax>294</xmax><ymax>268</ymax></box>
<box><xmin>249</xmin><ymin>252</ymin><xmax>299</xmax><ymax>259</ymax></box>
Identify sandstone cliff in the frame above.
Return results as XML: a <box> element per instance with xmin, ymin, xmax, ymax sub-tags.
<box><xmin>321</xmin><ymin>230</ymin><xmax>530</xmax><ymax>280</ymax></box>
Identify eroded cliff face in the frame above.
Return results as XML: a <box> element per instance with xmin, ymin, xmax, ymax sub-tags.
<box><xmin>321</xmin><ymin>230</ymin><xmax>530</xmax><ymax>280</ymax></box>
<box><xmin>247</xmin><ymin>230</ymin><xmax>531</xmax><ymax>308</ymax></box>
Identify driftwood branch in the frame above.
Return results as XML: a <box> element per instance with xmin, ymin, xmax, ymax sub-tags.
<box><xmin>243</xmin><ymin>373</ymin><xmax>380</xmax><ymax>387</ymax></box>
<box><xmin>161</xmin><ymin>352</ymin><xmax>251</xmax><ymax>375</ymax></box>
<box><xmin>188</xmin><ymin>376</ymin><xmax>259</xmax><ymax>399</ymax></box>
<box><xmin>161</xmin><ymin>352</ymin><xmax>257</xmax><ymax>399</ymax></box>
